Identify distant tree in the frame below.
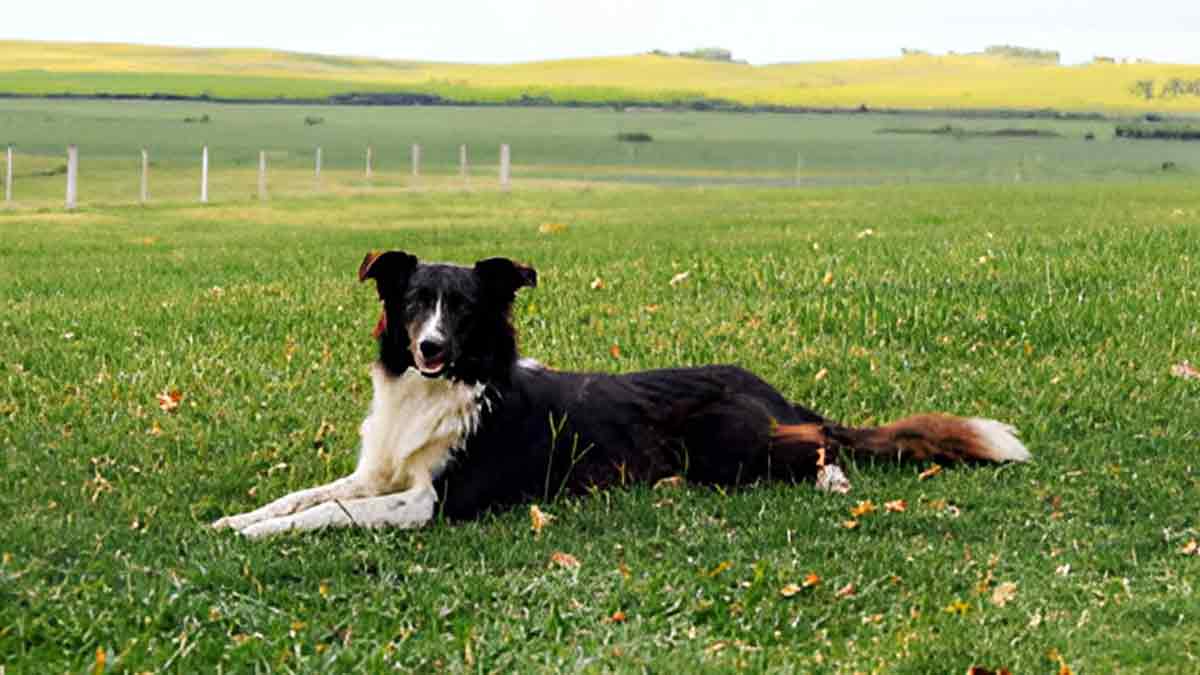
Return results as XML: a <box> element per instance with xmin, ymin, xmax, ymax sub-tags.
<box><xmin>1131</xmin><ymin>80</ymin><xmax>1155</xmax><ymax>100</ymax></box>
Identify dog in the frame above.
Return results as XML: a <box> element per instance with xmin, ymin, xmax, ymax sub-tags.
<box><xmin>212</xmin><ymin>251</ymin><xmax>1030</xmax><ymax>538</ymax></box>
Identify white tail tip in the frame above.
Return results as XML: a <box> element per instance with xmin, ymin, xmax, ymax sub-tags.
<box><xmin>967</xmin><ymin>418</ymin><xmax>1032</xmax><ymax>462</ymax></box>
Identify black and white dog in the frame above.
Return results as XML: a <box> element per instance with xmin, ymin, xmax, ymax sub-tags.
<box><xmin>213</xmin><ymin>251</ymin><xmax>1030</xmax><ymax>538</ymax></box>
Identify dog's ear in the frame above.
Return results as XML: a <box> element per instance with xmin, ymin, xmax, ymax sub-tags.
<box><xmin>474</xmin><ymin>257</ymin><xmax>537</xmax><ymax>301</ymax></box>
<box><xmin>359</xmin><ymin>250</ymin><xmax>418</xmax><ymax>299</ymax></box>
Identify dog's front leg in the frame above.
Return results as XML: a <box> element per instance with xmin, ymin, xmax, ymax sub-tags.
<box><xmin>237</xmin><ymin>485</ymin><xmax>436</xmax><ymax>539</ymax></box>
<box><xmin>211</xmin><ymin>473</ymin><xmax>377</xmax><ymax>532</ymax></box>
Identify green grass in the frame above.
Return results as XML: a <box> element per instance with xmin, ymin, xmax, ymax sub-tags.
<box><xmin>2</xmin><ymin>181</ymin><xmax>1199</xmax><ymax>672</ymax></box>
<box><xmin>4</xmin><ymin>99</ymin><xmax>1200</xmax><ymax>210</ymax></box>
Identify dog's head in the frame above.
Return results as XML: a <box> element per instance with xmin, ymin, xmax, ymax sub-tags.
<box><xmin>359</xmin><ymin>251</ymin><xmax>537</xmax><ymax>382</ymax></box>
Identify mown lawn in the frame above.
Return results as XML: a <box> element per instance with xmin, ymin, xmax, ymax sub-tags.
<box><xmin>1</xmin><ymin>182</ymin><xmax>1198</xmax><ymax>672</ymax></box>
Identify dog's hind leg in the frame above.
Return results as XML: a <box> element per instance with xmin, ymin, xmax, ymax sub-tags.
<box><xmin>237</xmin><ymin>485</ymin><xmax>436</xmax><ymax>539</ymax></box>
<box><xmin>211</xmin><ymin>474</ymin><xmax>378</xmax><ymax>532</ymax></box>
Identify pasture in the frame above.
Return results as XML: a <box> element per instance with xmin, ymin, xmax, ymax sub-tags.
<box><xmin>2</xmin><ymin>170</ymin><xmax>1199</xmax><ymax>671</ymax></box>
<box><xmin>3</xmin><ymin>99</ymin><xmax>1200</xmax><ymax>210</ymax></box>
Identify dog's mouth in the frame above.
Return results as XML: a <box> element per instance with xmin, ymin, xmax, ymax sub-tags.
<box><xmin>412</xmin><ymin>342</ymin><xmax>450</xmax><ymax>377</ymax></box>
<box><xmin>415</xmin><ymin>356</ymin><xmax>447</xmax><ymax>377</ymax></box>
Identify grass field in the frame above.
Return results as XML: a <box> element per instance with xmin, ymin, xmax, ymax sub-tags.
<box><xmin>4</xmin><ymin>99</ymin><xmax>1200</xmax><ymax>210</ymax></box>
<box><xmin>6</xmin><ymin>39</ymin><xmax>1200</xmax><ymax>113</ymax></box>
<box><xmin>2</xmin><ymin>179</ymin><xmax>1199</xmax><ymax>672</ymax></box>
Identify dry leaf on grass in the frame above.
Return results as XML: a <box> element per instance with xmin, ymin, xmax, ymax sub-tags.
<box><xmin>1171</xmin><ymin>361</ymin><xmax>1200</xmax><ymax>381</ymax></box>
<box><xmin>779</xmin><ymin>583</ymin><xmax>803</xmax><ymax>598</ymax></box>
<box><xmin>549</xmin><ymin>551</ymin><xmax>580</xmax><ymax>570</ymax></box>
<box><xmin>529</xmin><ymin>505</ymin><xmax>554</xmax><ymax>535</ymax></box>
<box><xmin>990</xmin><ymin>581</ymin><xmax>1018</xmax><ymax>607</ymax></box>
<box><xmin>918</xmin><ymin>464</ymin><xmax>943</xmax><ymax>480</ymax></box>
<box><xmin>1180</xmin><ymin>539</ymin><xmax>1199</xmax><ymax>556</ymax></box>
<box><xmin>590</xmin><ymin>277</ymin><xmax>605</xmax><ymax>290</ymax></box>
<box><xmin>842</xmin><ymin>519</ymin><xmax>860</xmax><ymax>530</ymax></box>
<box><xmin>850</xmin><ymin>500</ymin><xmax>876</xmax><ymax>517</ymax></box>
<box><xmin>538</xmin><ymin>222</ymin><xmax>567</xmax><ymax>234</ymax></box>
<box><xmin>814</xmin><ymin>368</ymin><xmax>829</xmax><ymax>382</ymax></box>
<box><xmin>885</xmin><ymin>499</ymin><xmax>907</xmax><ymax>513</ymax></box>
<box><xmin>821</xmin><ymin>271</ymin><xmax>834</xmax><ymax>286</ymax></box>
<box><xmin>653</xmin><ymin>475</ymin><xmax>684</xmax><ymax>490</ymax></box>
<box><xmin>803</xmin><ymin>572</ymin><xmax>820</xmax><ymax>588</ymax></box>
<box><xmin>707</xmin><ymin>560</ymin><xmax>733</xmax><ymax>577</ymax></box>
<box><xmin>156</xmin><ymin>389</ymin><xmax>182</xmax><ymax>413</ymax></box>
<box><xmin>608</xmin><ymin>344</ymin><xmax>621</xmax><ymax>359</ymax></box>
<box><xmin>606</xmin><ymin>610</ymin><xmax>627</xmax><ymax>623</ymax></box>
<box><xmin>669</xmin><ymin>271</ymin><xmax>690</xmax><ymax>287</ymax></box>
<box><xmin>835</xmin><ymin>583</ymin><xmax>856</xmax><ymax>599</ymax></box>
<box><xmin>966</xmin><ymin>667</ymin><xmax>1012</xmax><ymax>675</ymax></box>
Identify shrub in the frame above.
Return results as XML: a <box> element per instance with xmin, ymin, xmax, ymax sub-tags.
<box><xmin>616</xmin><ymin>132</ymin><xmax>653</xmax><ymax>143</ymax></box>
<box><xmin>304</xmin><ymin>115</ymin><xmax>325</xmax><ymax>126</ymax></box>
<box><xmin>183</xmin><ymin>113</ymin><xmax>211</xmax><ymax>124</ymax></box>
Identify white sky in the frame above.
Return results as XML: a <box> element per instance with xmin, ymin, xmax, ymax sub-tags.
<box><xmin>5</xmin><ymin>0</ymin><xmax>1199</xmax><ymax>65</ymax></box>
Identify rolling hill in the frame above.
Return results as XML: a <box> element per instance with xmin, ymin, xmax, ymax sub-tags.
<box><xmin>3</xmin><ymin>39</ymin><xmax>1200</xmax><ymax>114</ymax></box>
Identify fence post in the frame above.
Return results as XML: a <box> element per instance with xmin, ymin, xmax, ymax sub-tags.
<box><xmin>140</xmin><ymin>148</ymin><xmax>149</xmax><ymax>203</ymax></box>
<box><xmin>794</xmin><ymin>153</ymin><xmax>803</xmax><ymax>187</ymax></box>
<box><xmin>411</xmin><ymin>143</ymin><xmax>421</xmax><ymax>178</ymax></box>
<box><xmin>459</xmin><ymin>144</ymin><xmax>469</xmax><ymax>187</ymax></box>
<box><xmin>200</xmin><ymin>145</ymin><xmax>209</xmax><ymax>203</ymax></box>
<box><xmin>258</xmin><ymin>150</ymin><xmax>268</xmax><ymax>201</ymax></box>
<box><xmin>315</xmin><ymin>146</ymin><xmax>322</xmax><ymax>191</ymax></box>
<box><xmin>365</xmin><ymin>145</ymin><xmax>374</xmax><ymax>179</ymax></box>
<box><xmin>499</xmin><ymin>143</ymin><xmax>510</xmax><ymax>191</ymax></box>
<box><xmin>4</xmin><ymin>145</ymin><xmax>12</xmax><ymax>203</ymax></box>
<box><xmin>65</xmin><ymin>145</ymin><xmax>78</xmax><ymax>210</ymax></box>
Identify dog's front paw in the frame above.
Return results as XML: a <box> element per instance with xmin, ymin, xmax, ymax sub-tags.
<box><xmin>815</xmin><ymin>464</ymin><xmax>852</xmax><ymax>494</ymax></box>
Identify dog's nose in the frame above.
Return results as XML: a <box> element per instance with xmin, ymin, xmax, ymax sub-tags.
<box><xmin>419</xmin><ymin>339</ymin><xmax>445</xmax><ymax>360</ymax></box>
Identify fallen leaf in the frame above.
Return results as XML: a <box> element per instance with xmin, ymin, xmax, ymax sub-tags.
<box><xmin>530</xmin><ymin>505</ymin><xmax>554</xmax><ymax>535</ymax></box>
<box><xmin>669</xmin><ymin>271</ymin><xmax>690</xmax><ymax>287</ymax></box>
<box><xmin>609</xmin><ymin>344</ymin><xmax>621</xmax><ymax>359</ymax></box>
<box><xmin>643</xmin><ymin>304</ymin><xmax>660</xmax><ymax>313</ymax></box>
<box><xmin>538</xmin><ymin>222</ymin><xmax>567</xmax><ymax>234</ymax></box>
<box><xmin>918</xmin><ymin>464</ymin><xmax>943</xmax><ymax>481</ymax></box>
<box><xmin>803</xmin><ymin>572</ymin><xmax>820</xmax><ymax>588</ymax></box>
<box><xmin>991</xmin><ymin>581</ymin><xmax>1018</xmax><ymax>607</ymax></box>
<box><xmin>550</xmin><ymin>551</ymin><xmax>580</xmax><ymax>570</ymax></box>
<box><xmin>1180</xmin><ymin>539</ymin><xmax>1199</xmax><ymax>556</ymax></box>
<box><xmin>861</xmin><ymin>613</ymin><xmax>883</xmax><ymax>624</ymax></box>
<box><xmin>821</xmin><ymin>270</ymin><xmax>834</xmax><ymax>286</ymax></box>
<box><xmin>208</xmin><ymin>286</ymin><xmax>225</xmax><ymax>299</ymax></box>
<box><xmin>779</xmin><ymin>583</ymin><xmax>803</xmax><ymax>598</ymax></box>
<box><xmin>93</xmin><ymin>647</ymin><xmax>106</xmax><ymax>675</ymax></box>
<box><xmin>850</xmin><ymin>500</ymin><xmax>876</xmax><ymax>518</ymax></box>
<box><xmin>835</xmin><ymin>583</ymin><xmax>856</xmax><ymax>599</ymax></box>
<box><xmin>654</xmin><ymin>475</ymin><xmax>684</xmax><ymax>490</ymax></box>
<box><xmin>157</xmin><ymin>389</ymin><xmax>182</xmax><ymax>413</ymax></box>
<box><xmin>1056</xmin><ymin>563</ymin><xmax>1071</xmax><ymax>576</ymax></box>
<box><xmin>814</xmin><ymin>368</ymin><xmax>829</xmax><ymax>382</ymax></box>
<box><xmin>1171</xmin><ymin>361</ymin><xmax>1200</xmax><ymax>381</ymax></box>
<box><xmin>967</xmin><ymin>667</ymin><xmax>1013</xmax><ymax>675</ymax></box>
<box><xmin>885</xmin><ymin>499</ymin><xmax>907</xmax><ymax>513</ymax></box>
<box><xmin>607</xmin><ymin>610</ymin><xmax>627</xmax><ymax>623</ymax></box>
<box><xmin>943</xmin><ymin>599</ymin><xmax>970</xmax><ymax>616</ymax></box>
<box><xmin>856</xmin><ymin>228</ymin><xmax>875</xmax><ymax>239</ymax></box>
<box><xmin>842</xmin><ymin>519</ymin><xmax>860</xmax><ymax>530</ymax></box>
<box><xmin>590</xmin><ymin>277</ymin><xmax>605</xmax><ymax>290</ymax></box>
<box><xmin>707</xmin><ymin>560</ymin><xmax>733</xmax><ymax>577</ymax></box>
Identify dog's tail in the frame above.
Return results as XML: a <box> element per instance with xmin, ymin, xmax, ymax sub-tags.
<box><xmin>773</xmin><ymin>413</ymin><xmax>1031</xmax><ymax>464</ymax></box>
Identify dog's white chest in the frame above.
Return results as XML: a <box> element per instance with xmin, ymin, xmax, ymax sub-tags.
<box><xmin>355</xmin><ymin>364</ymin><xmax>485</xmax><ymax>489</ymax></box>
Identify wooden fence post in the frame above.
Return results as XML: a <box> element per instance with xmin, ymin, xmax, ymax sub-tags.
<box><xmin>499</xmin><ymin>143</ymin><xmax>511</xmax><ymax>191</ymax></box>
<box><xmin>315</xmin><ymin>146</ymin><xmax>322</xmax><ymax>190</ymax></box>
<box><xmin>4</xmin><ymin>145</ymin><xmax>12</xmax><ymax>203</ymax></box>
<box><xmin>258</xmin><ymin>150</ymin><xmax>268</xmax><ymax>201</ymax></box>
<box><xmin>411</xmin><ymin>144</ymin><xmax>421</xmax><ymax>178</ymax></box>
<box><xmin>65</xmin><ymin>145</ymin><xmax>78</xmax><ymax>210</ymax></box>
<box><xmin>140</xmin><ymin>148</ymin><xmax>149</xmax><ymax>203</ymax></box>
<box><xmin>200</xmin><ymin>145</ymin><xmax>209</xmax><ymax>203</ymax></box>
<box><xmin>460</xmin><ymin>144</ymin><xmax>469</xmax><ymax>187</ymax></box>
<box><xmin>365</xmin><ymin>145</ymin><xmax>374</xmax><ymax>179</ymax></box>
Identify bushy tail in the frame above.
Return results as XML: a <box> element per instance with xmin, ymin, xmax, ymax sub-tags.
<box><xmin>774</xmin><ymin>413</ymin><xmax>1031</xmax><ymax>464</ymax></box>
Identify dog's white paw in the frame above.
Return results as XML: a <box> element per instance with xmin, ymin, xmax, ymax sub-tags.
<box><xmin>815</xmin><ymin>464</ymin><xmax>852</xmax><ymax>494</ymax></box>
